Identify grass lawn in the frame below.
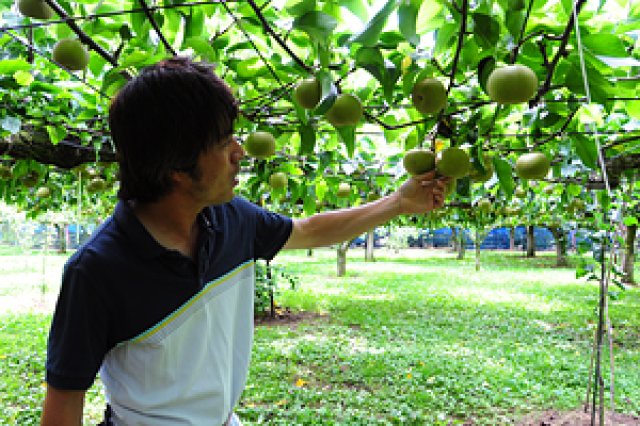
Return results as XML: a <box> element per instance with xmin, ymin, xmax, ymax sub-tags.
<box><xmin>0</xmin><ymin>246</ymin><xmax>638</xmax><ymax>425</ymax></box>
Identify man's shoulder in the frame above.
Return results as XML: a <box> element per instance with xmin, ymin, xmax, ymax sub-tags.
<box><xmin>65</xmin><ymin>215</ymin><xmax>128</xmax><ymax>271</ymax></box>
<box><xmin>206</xmin><ymin>196</ymin><xmax>264</xmax><ymax>222</ymax></box>
<box><xmin>226</xmin><ymin>195</ymin><xmax>262</xmax><ymax>212</ymax></box>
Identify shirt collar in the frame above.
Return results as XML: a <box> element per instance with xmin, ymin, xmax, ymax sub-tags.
<box><xmin>113</xmin><ymin>200</ymin><xmax>168</xmax><ymax>260</ymax></box>
<box><xmin>199</xmin><ymin>205</ymin><xmax>221</xmax><ymax>232</ymax></box>
<box><xmin>113</xmin><ymin>201</ymin><xmax>220</xmax><ymax>260</ymax></box>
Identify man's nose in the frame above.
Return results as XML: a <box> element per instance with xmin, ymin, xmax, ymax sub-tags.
<box><xmin>233</xmin><ymin>138</ymin><xmax>245</xmax><ymax>162</ymax></box>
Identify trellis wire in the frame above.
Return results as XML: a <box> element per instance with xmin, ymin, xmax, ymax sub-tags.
<box><xmin>572</xmin><ymin>3</ymin><xmax>618</xmax><ymax>425</ymax></box>
<box><xmin>1</xmin><ymin>1</ymin><xmax>237</xmax><ymax>32</ymax></box>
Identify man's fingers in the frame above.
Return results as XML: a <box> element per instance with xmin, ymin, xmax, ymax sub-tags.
<box><xmin>413</xmin><ymin>170</ymin><xmax>437</xmax><ymax>180</ymax></box>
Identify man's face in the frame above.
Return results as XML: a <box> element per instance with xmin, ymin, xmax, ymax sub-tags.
<box><xmin>186</xmin><ymin>136</ymin><xmax>244</xmax><ymax>206</ymax></box>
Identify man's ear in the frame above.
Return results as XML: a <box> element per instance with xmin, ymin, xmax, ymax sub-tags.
<box><xmin>170</xmin><ymin>170</ymin><xmax>189</xmax><ymax>187</ymax></box>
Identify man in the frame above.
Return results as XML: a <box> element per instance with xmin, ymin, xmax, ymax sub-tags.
<box><xmin>41</xmin><ymin>57</ymin><xmax>446</xmax><ymax>425</ymax></box>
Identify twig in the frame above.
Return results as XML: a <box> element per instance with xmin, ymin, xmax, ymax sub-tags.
<box><xmin>42</xmin><ymin>0</ymin><xmax>123</xmax><ymax>71</ymax></box>
<box><xmin>530</xmin><ymin>0</ymin><xmax>587</xmax><ymax>106</ymax></box>
<box><xmin>1</xmin><ymin>29</ymin><xmax>110</xmax><ymax>98</ymax></box>
<box><xmin>220</xmin><ymin>2</ymin><xmax>284</xmax><ymax>87</ymax></box>
<box><xmin>137</xmin><ymin>0</ymin><xmax>176</xmax><ymax>56</ymax></box>
<box><xmin>446</xmin><ymin>0</ymin><xmax>468</xmax><ymax>97</ymax></box>
<box><xmin>509</xmin><ymin>0</ymin><xmax>535</xmax><ymax>62</ymax></box>
<box><xmin>245</xmin><ymin>0</ymin><xmax>312</xmax><ymax>73</ymax></box>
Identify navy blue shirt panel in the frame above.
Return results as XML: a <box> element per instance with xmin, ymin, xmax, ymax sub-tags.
<box><xmin>46</xmin><ymin>196</ymin><xmax>292</xmax><ymax>390</ymax></box>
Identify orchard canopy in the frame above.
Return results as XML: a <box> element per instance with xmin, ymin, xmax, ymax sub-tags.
<box><xmin>0</xmin><ymin>0</ymin><xmax>639</xmax><ymax>221</ymax></box>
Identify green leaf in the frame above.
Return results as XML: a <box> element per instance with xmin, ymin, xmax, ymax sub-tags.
<box><xmin>382</xmin><ymin>59</ymin><xmax>401</xmax><ymax>103</ymax></box>
<box><xmin>119</xmin><ymin>51</ymin><xmax>153</xmax><ymax>68</ymax></box>
<box><xmin>316</xmin><ymin>43</ymin><xmax>331</xmax><ymax>68</ymax></box>
<box><xmin>286</xmin><ymin>0</ymin><xmax>317</xmax><ymax>16</ymax></box>
<box><xmin>0</xmin><ymin>59</ymin><xmax>31</xmax><ymax>75</ymax></box>
<box><xmin>416</xmin><ymin>1</ymin><xmax>444</xmax><ymax>33</ymax></box>
<box><xmin>434</xmin><ymin>22</ymin><xmax>457</xmax><ymax>55</ymax></box>
<box><xmin>13</xmin><ymin>70</ymin><xmax>33</xmax><ymax>86</ymax></box>
<box><xmin>303</xmin><ymin>185</ymin><xmax>317</xmax><ymax>216</ymax></box>
<box><xmin>341</xmin><ymin>0</ymin><xmax>368</xmax><ymax>22</ymax></box>
<box><xmin>313</xmin><ymin>70</ymin><xmax>337</xmax><ymax>115</ymax></box>
<box><xmin>573</xmin><ymin>134</ymin><xmax>599</xmax><ymax>170</ymax></box>
<box><xmin>611</xmin><ymin>275</ymin><xmax>627</xmax><ymax>290</ymax></box>
<box><xmin>348</xmin><ymin>0</ymin><xmax>399</xmax><ymax>47</ymax></box>
<box><xmin>582</xmin><ymin>34</ymin><xmax>628</xmax><ymax>57</ymax></box>
<box><xmin>505</xmin><ymin>10</ymin><xmax>526</xmax><ymax>41</ymax></box>
<box><xmin>298</xmin><ymin>124</ymin><xmax>316</xmax><ymax>155</ymax></box>
<box><xmin>184</xmin><ymin>7</ymin><xmax>205</xmax><ymax>38</ymax></box>
<box><xmin>566</xmin><ymin>183</ymin><xmax>582</xmax><ymax>197</ymax></box>
<box><xmin>472</xmin><ymin>13</ymin><xmax>500</xmax><ymax>49</ymax></box>
<box><xmin>398</xmin><ymin>0</ymin><xmax>421</xmax><ymax>46</ymax></box>
<box><xmin>623</xmin><ymin>216</ymin><xmax>638</xmax><ymax>226</ymax></box>
<box><xmin>119</xmin><ymin>24</ymin><xmax>133</xmax><ymax>41</ymax></box>
<box><xmin>292</xmin><ymin>11</ymin><xmax>338</xmax><ymax>44</ymax></box>
<box><xmin>336</xmin><ymin>125</ymin><xmax>356</xmax><ymax>158</ymax></box>
<box><xmin>355</xmin><ymin>46</ymin><xmax>385</xmax><ymax>81</ymax></box>
<box><xmin>101</xmin><ymin>69</ymin><xmax>128</xmax><ymax>96</ymax></box>
<box><xmin>236</xmin><ymin>57</ymin><xmax>267</xmax><ymax>78</ymax></box>
<box><xmin>46</xmin><ymin>125</ymin><xmax>67</xmax><ymax>145</ymax></box>
<box><xmin>564</xmin><ymin>55</ymin><xmax>612</xmax><ymax>104</ymax></box>
<box><xmin>494</xmin><ymin>157</ymin><xmax>514</xmax><ymax>197</ymax></box>
<box><xmin>477</xmin><ymin>56</ymin><xmax>495</xmax><ymax>94</ymax></box>
<box><xmin>183</xmin><ymin>37</ymin><xmax>216</xmax><ymax>62</ymax></box>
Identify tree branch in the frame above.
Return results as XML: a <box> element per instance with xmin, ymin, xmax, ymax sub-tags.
<box><xmin>245</xmin><ymin>0</ymin><xmax>312</xmax><ymax>73</ymax></box>
<box><xmin>0</xmin><ymin>130</ymin><xmax>116</xmax><ymax>169</ymax></box>
<box><xmin>43</xmin><ymin>0</ymin><xmax>125</xmax><ymax>73</ymax></box>
<box><xmin>446</xmin><ymin>0</ymin><xmax>468</xmax><ymax>97</ymax></box>
<box><xmin>137</xmin><ymin>0</ymin><xmax>176</xmax><ymax>56</ymax></box>
<box><xmin>529</xmin><ymin>0</ymin><xmax>587</xmax><ymax>106</ymax></box>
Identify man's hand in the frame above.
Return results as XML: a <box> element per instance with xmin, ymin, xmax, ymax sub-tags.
<box><xmin>396</xmin><ymin>171</ymin><xmax>448</xmax><ymax>215</ymax></box>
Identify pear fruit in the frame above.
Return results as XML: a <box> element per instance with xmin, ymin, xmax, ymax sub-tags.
<box><xmin>244</xmin><ymin>131</ymin><xmax>276</xmax><ymax>160</ymax></box>
<box><xmin>293</xmin><ymin>77</ymin><xmax>321</xmax><ymax>109</ymax></box>
<box><xmin>403</xmin><ymin>148</ymin><xmax>436</xmax><ymax>176</ymax></box>
<box><xmin>411</xmin><ymin>78</ymin><xmax>447</xmax><ymax>114</ymax></box>
<box><xmin>53</xmin><ymin>38</ymin><xmax>90</xmax><ymax>71</ymax></box>
<box><xmin>515</xmin><ymin>152</ymin><xmax>550</xmax><ymax>180</ymax></box>
<box><xmin>436</xmin><ymin>147</ymin><xmax>470</xmax><ymax>178</ymax></box>
<box><xmin>487</xmin><ymin>64</ymin><xmax>538</xmax><ymax>104</ymax></box>
<box><xmin>269</xmin><ymin>172</ymin><xmax>288</xmax><ymax>190</ymax></box>
<box><xmin>325</xmin><ymin>94</ymin><xmax>362</xmax><ymax>127</ymax></box>
<box><xmin>17</xmin><ymin>0</ymin><xmax>54</xmax><ymax>20</ymax></box>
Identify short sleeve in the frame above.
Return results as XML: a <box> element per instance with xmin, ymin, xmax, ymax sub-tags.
<box><xmin>46</xmin><ymin>258</ymin><xmax>111</xmax><ymax>390</ymax></box>
<box><xmin>229</xmin><ymin>197</ymin><xmax>292</xmax><ymax>260</ymax></box>
<box><xmin>254</xmin><ymin>208</ymin><xmax>293</xmax><ymax>260</ymax></box>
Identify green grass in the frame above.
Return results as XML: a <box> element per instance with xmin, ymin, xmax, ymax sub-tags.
<box><xmin>0</xmin><ymin>248</ymin><xmax>638</xmax><ymax>425</ymax></box>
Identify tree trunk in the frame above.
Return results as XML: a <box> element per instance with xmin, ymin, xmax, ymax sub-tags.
<box><xmin>475</xmin><ymin>228</ymin><xmax>481</xmax><ymax>271</ymax></box>
<box><xmin>365</xmin><ymin>230</ymin><xmax>375</xmax><ymax>262</ymax></box>
<box><xmin>550</xmin><ymin>226</ymin><xmax>568</xmax><ymax>267</ymax></box>
<box><xmin>457</xmin><ymin>228</ymin><xmax>465</xmax><ymax>260</ymax></box>
<box><xmin>526</xmin><ymin>225</ymin><xmax>536</xmax><ymax>257</ymax></box>
<box><xmin>622</xmin><ymin>223</ymin><xmax>637</xmax><ymax>284</ymax></box>
<box><xmin>307</xmin><ymin>248</ymin><xmax>313</xmax><ymax>257</ymax></box>
<box><xmin>336</xmin><ymin>241</ymin><xmax>349</xmax><ymax>277</ymax></box>
<box><xmin>450</xmin><ymin>227</ymin><xmax>457</xmax><ymax>252</ymax></box>
<box><xmin>54</xmin><ymin>223</ymin><xmax>67</xmax><ymax>254</ymax></box>
<box><xmin>509</xmin><ymin>227</ymin><xmax>515</xmax><ymax>251</ymax></box>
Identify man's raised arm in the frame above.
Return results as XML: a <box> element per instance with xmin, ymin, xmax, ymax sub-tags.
<box><xmin>283</xmin><ymin>172</ymin><xmax>447</xmax><ymax>250</ymax></box>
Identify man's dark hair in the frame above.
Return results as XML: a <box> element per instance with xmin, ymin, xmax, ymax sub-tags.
<box><xmin>108</xmin><ymin>56</ymin><xmax>239</xmax><ymax>202</ymax></box>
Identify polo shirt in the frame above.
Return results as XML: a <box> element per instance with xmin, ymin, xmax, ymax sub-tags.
<box><xmin>46</xmin><ymin>196</ymin><xmax>292</xmax><ymax>425</ymax></box>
